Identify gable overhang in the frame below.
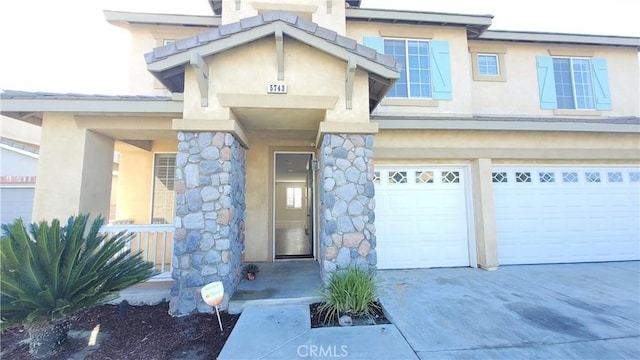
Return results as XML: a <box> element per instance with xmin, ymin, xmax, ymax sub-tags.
<box><xmin>145</xmin><ymin>11</ymin><xmax>400</xmax><ymax>111</ymax></box>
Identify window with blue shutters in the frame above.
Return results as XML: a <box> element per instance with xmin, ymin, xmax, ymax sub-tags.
<box><xmin>536</xmin><ymin>56</ymin><xmax>612</xmax><ymax>111</ymax></box>
<box><xmin>364</xmin><ymin>37</ymin><xmax>452</xmax><ymax>100</ymax></box>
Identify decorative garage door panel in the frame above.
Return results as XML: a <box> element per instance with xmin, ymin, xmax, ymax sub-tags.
<box><xmin>493</xmin><ymin>167</ymin><xmax>640</xmax><ymax>265</ymax></box>
<box><xmin>374</xmin><ymin>167</ymin><xmax>470</xmax><ymax>269</ymax></box>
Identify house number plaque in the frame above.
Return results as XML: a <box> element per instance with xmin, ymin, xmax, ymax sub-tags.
<box><xmin>267</xmin><ymin>82</ymin><xmax>288</xmax><ymax>94</ymax></box>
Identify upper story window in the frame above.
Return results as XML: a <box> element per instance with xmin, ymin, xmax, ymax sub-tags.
<box><xmin>477</xmin><ymin>54</ymin><xmax>499</xmax><ymax>76</ymax></box>
<box><xmin>552</xmin><ymin>57</ymin><xmax>594</xmax><ymax>109</ymax></box>
<box><xmin>536</xmin><ymin>55</ymin><xmax>612</xmax><ymax>111</ymax></box>
<box><xmin>363</xmin><ymin>36</ymin><xmax>452</xmax><ymax>100</ymax></box>
<box><xmin>469</xmin><ymin>46</ymin><xmax>507</xmax><ymax>82</ymax></box>
<box><xmin>384</xmin><ymin>39</ymin><xmax>432</xmax><ymax>98</ymax></box>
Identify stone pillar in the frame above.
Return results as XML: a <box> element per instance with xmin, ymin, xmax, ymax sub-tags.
<box><xmin>471</xmin><ymin>158</ymin><xmax>499</xmax><ymax>270</ymax></box>
<box><xmin>318</xmin><ymin>134</ymin><xmax>376</xmax><ymax>282</ymax></box>
<box><xmin>170</xmin><ymin>131</ymin><xmax>246</xmax><ymax>316</ymax></box>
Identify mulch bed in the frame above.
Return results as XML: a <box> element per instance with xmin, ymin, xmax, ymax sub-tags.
<box><xmin>309</xmin><ymin>302</ymin><xmax>391</xmax><ymax>328</ymax></box>
<box><xmin>0</xmin><ymin>302</ymin><xmax>239</xmax><ymax>360</ymax></box>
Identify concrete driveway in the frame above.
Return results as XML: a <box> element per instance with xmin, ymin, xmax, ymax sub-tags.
<box><xmin>378</xmin><ymin>262</ymin><xmax>640</xmax><ymax>359</ymax></box>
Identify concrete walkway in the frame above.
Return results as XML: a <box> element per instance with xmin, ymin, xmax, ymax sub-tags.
<box><xmin>378</xmin><ymin>261</ymin><xmax>640</xmax><ymax>359</ymax></box>
<box><xmin>219</xmin><ymin>262</ymin><xmax>639</xmax><ymax>359</ymax></box>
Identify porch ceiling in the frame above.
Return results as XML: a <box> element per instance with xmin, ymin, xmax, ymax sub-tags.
<box><xmin>233</xmin><ymin>107</ymin><xmax>323</xmax><ymax>140</ymax></box>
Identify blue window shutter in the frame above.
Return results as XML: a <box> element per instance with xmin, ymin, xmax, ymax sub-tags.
<box><xmin>430</xmin><ymin>40</ymin><xmax>452</xmax><ymax>100</ymax></box>
<box><xmin>591</xmin><ymin>58</ymin><xmax>612</xmax><ymax>111</ymax></box>
<box><xmin>536</xmin><ymin>56</ymin><xmax>558</xmax><ymax>109</ymax></box>
<box><xmin>363</xmin><ymin>37</ymin><xmax>384</xmax><ymax>54</ymax></box>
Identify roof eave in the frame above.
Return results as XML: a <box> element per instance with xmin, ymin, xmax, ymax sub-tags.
<box><xmin>104</xmin><ymin>10</ymin><xmax>221</xmax><ymax>28</ymax></box>
<box><xmin>478</xmin><ymin>30</ymin><xmax>640</xmax><ymax>48</ymax></box>
<box><xmin>0</xmin><ymin>97</ymin><xmax>184</xmax><ymax>114</ymax></box>
<box><xmin>346</xmin><ymin>8</ymin><xmax>493</xmax><ymax>39</ymax></box>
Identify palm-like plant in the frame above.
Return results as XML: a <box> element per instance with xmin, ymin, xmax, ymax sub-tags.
<box><xmin>0</xmin><ymin>214</ymin><xmax>154</xmax><ymax>357</ymax></box>
<box><xmin>317</xmin><ymin>266</ymin><xmax>380</xmax><ymax>324</ymax></box>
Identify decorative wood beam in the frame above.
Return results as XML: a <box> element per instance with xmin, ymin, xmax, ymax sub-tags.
<box><xmin>275</xmin><ymin>25</ymin><xmax>285</xmax><ymax>81</ymax></box>
<box><xmin>345</xmin><ymin>57</ymin><xmax>356</xmax><ymax>109</ymax></box>
<box><xmin>190</xmin><ymin>52</ymin><xmax>209</xmax><ymax>107</ymax></box>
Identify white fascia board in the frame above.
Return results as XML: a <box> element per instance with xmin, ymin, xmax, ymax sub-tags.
<box><xmin>480</xmin><ymin>31</ymin><xmax>640</xmax><ymax>48</ymax></box>
<box><xmin>104</xmin><ymin>10</ymin><xmax>220</xmax><ymax>27</ymax></box>
<box><xmin>374</xmin><ymin>119</ymin><xmax>640</xmax><ymax>133</ymax></box>
<box><xmin>0</xmin><ymin>99</ymin><xmax>183</xmax><ymax>114</ymax></box>
<box><xmin>147</xmin><ymin>26</ymin><xmax>275</xmax><ymax>72</ymax></box>
<box><xmin>0</xmin><ymin>144</ymin><xmax>39</xmax><ymax>159</ymax></box>
<box><xmin>346</xmin><ymin>8</ymin><xmax>493</xmax><ymax>27</ymax></box>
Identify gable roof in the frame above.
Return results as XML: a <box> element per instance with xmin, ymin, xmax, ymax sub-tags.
<box><xmin>145</xmin><ymin>11</ymin><xmax>401</xmax><ymax>111</ymax></box>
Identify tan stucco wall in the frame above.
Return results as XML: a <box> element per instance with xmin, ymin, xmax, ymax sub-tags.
<box><xmin>374</xmin><ymin>129</ymin><xmax>640</xmax><ymax>162</ymax></box>
<box><xmin>182</xmin><ymin>37</ymin><xmax>370</xmax><ymax>124</ymax></box>
<box><xmin>124</xmin><ymin>24</ymin><xmax>211</xmax><ymax>95</ymax></box>
<box><xmin>113</xmin><ymin>140</ymin><xmax>177</xmax><ymax>224</ymax></box>
<box><xmin>468</xmin><ymin>41</ymin><xmax>640</xmax><ymax>118</ymax></box>
<box><xmin>222</xmin><ymin>0</ymin><xmax>346</xmax><ymax>35</ymax></box>
<box><xmin>33</xmin><ymin>113</ymin><xmax>114</xmax><ymax>222</ymax></box>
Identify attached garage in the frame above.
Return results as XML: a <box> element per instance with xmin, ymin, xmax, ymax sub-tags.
<box><xmin>493</xmin><ymin>166</ymin><xmax>640</xmax><ymax>265</ymax></box>
<box><xmin>374</xmin><ymin>166</ymin><xmax>473</xmax><ymax>269</ymax></box>
<box><xmin>0</xmin><ymin>187</ymin><xmax>35</xmax><ymax>225</ymax></box>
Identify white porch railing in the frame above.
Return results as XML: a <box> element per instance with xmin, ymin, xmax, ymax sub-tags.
<box><xmin>100</xmin><ymin>224</ymin><xmax>174</xmax><ymax>275</ymax></box>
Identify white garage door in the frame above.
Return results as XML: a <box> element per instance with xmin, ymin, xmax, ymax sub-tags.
<box><xmin>0</xmin><ymin>187</ymin><xmax>35</xmax><ymax>225</ymax></box>
<box><xmin>375</xmin><ymin>166</ymin><xmax>472</xmax><ymax>269</ymax></box>
<box><xmin>494</xmin><ymin>166</ymin><xmax>640</xmax><ymax>265</ymax></box>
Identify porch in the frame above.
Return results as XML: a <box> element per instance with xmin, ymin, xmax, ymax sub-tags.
<box><xmin>228</xmin><ymin>260</ymin><xmax>322</xmax><ymax>314</ymax></box>
<box><xmin>99</xmin><ymin>224</ymin><xmax>322</xmax><ymax>308</ymax></box>
<box><xmin>101</xmin><ymin>223</ymin><xmax>174</xmax><ymax>305</ymax></box>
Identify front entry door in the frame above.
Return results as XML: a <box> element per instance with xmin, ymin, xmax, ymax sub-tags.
<box><xmin>274</xmin><ymin>153</ymin><xmax>314</xmax><ymax>259</ymax></box>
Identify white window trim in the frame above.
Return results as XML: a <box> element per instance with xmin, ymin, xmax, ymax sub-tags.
<box><xmin>150</xmin><ymin>152</ymin><xmax>177</xmax><ymax>224</ymax></box>
<box><xmin>385</xmin><ymin>37</ymin><xmax>433</xmax><ymax>99</ymax></box>
<box><xmin>471</xmin><ymin>52</ymin><xmax>506</xmax><ymax>82</ymax></box>
<box><xmin>552</xmin><ymin>56</ymin><xmax>595</xmax><ymax>111</ymax></box>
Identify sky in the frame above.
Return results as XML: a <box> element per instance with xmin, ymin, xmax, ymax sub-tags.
<box><xmin>0</xmin><ymin>0</ymin><xmax>638</xmax><ymax>95</ymax></box>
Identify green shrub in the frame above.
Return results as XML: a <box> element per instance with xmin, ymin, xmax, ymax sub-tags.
<box><xmin>317</xmin><ymin>266</ymin><xmax>380</xmax><ymax>324</ymax></box>
<box><xmin>0</xmin><ymin>214</ymin><xmax>154</xmax><ymax>357</ymax></box>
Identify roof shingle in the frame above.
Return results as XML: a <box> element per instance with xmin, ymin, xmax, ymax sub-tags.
<box><xmin>145</xmin><ymin>10</ymin><xmax>401</xmax><ymax>73</ymax></box>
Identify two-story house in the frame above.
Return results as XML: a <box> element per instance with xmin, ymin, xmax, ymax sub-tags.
<box><xmin>1</xmin><ymin>0</ymin><xmax>638</xmax><ymax>315</ymax></box>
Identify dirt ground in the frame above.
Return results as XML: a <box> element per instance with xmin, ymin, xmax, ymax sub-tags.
<box><xmin>0</xmin><ymin>302</ymin><xmax>239</xmax><ymax>360</ymax></box>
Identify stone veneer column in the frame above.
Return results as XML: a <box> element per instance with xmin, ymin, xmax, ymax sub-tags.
<box><xmin>169</xmin><ymin>132</ymin><xmax>246</xmax><ymax>316</ymax></box>
<box><xmin>319</xmin><ymin>134</ymin><xmax>376</xmax><ymax>282</ymax></box>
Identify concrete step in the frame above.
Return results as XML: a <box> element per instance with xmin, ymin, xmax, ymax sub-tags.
<box><xmin>228</xmin><ymin>295</ymin><xmax>321</xmax><ymax>314</ymax></box>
